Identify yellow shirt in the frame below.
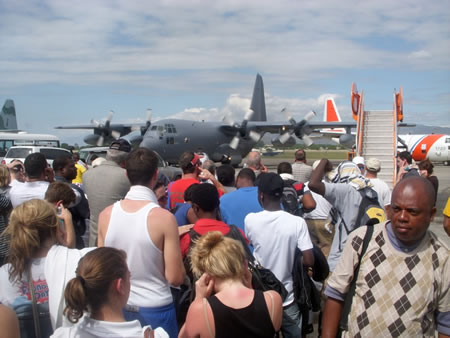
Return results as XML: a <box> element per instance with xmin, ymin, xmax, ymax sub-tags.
<box><xmin>72</xmin><ymin>162</ymin><xmax>87</xmax><ymax>184</ymax></box>
<box><xmin>444</xmin><ymin>197</ymin><xmax>450</xmax><ymax>217</ymax></box>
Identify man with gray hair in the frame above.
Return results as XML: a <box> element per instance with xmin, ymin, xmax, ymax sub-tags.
<box><xmin>244</xmin><ymin>150</ymin><xmax>267</xmax><ymax>177</ymax></box>
<box><xmin>83</xmin><ymin>139</ymin><xmax>131</xmax><ymax>246</ymax></box>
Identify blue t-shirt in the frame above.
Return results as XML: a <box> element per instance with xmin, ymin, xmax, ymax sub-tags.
<box><xmin>219</xmin><ymin>187</ymin><xmax>263</xmax><ymax>232</ymax></box>
<box><xmin>173</xmin><ymin>203</ymin><xmax>192</xmax><ymax>226</ymax></box>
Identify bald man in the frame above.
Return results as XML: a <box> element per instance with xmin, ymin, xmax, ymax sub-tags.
<box><xmin>322</xmin><ymin>176</ymin><xmax>449</xmax><ymax>337</ymax></box>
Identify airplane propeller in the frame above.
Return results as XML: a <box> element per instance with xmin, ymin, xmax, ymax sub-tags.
<box><xmin>227</xmin><ymin>109</ymin><xmax>262</xmax><ymax>150</ymax></box>
<box><xmin>129</xmin><ymin>108</ymin><xmax>153</xmax><ymax>145</ymax></box>
<box><xmin>279</xmin><ymin>108</ymin><xmax>316</xmax><ymax>147</ymax></box>
<box><xmin>131</xmin><ymin>108</ymin><xmax>153</xmax><ymax>136</ymax></box>
<box><xmin>92</xmin><ymin>110</ymin><xmax>120</xmax><ymax>146</ymax></box>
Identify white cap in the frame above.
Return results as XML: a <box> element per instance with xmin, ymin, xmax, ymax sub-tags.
<box><xmin>352</xmin><ymin>156</ymin><xmax>365</xmax><ymax>166</ymax></box>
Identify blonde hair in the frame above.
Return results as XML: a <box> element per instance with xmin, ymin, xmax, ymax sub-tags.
<box><xmin>4</xmin><ymin>199</ymin><xmax>58</xmax><ymax>282</ymax></box>
<box><xmin>0</xmin><ymin>165</ymin><xmax>11</xmax><ymax>187</ymax></box>
<box><xmin>64</xmin><ymin>247</ymin><xmax>128</xmax><ymax>323</ymax></box>
<box><xmin>190</xmin><ymin>231</ymin><xmax>246</xmax><ymax>281</ymax></box>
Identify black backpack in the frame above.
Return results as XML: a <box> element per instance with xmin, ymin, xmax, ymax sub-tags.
<box><xmin>338</xmin><ymin>187</ymin><xmax>386</xmax><ymax>239</ymax></box>
<box><xmin>281</xmin><ymin>179</ymin><xmax>304</xmax><ymax>216</ymax></box>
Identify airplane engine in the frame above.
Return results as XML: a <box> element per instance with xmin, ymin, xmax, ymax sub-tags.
<box><xmin>339</xmin><ymin>134</ymin><xmax>355</xmax><ymax>148</ymax></box>
<box><xmin>271</xmin><ymin>136</ymin><xmax>296</xmax><ymax>147</ymax></box>
<box><xmin>84</xmin><ymin>134</ymin><xmax>101</xmax><ymax>146</ymax></box>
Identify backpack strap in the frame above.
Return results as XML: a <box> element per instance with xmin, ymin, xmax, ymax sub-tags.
<box><xmin>226</xmin><ymin>225</ymin><xmax>255</xmax><ymax>263</ymax></box>
<box><xmin>339</xmin><ymin>225</ymin><xmax>374</xmax><ymax>332</ymax></box>
<box><xmin>27</xmin><ymin>265</ymin><xmax>41</xmax><ymax>338</ymax></box>
<box><xmin>203</xmin><ymin>298</ymin><xmax>214</xmax><ymax>338</ymax></box>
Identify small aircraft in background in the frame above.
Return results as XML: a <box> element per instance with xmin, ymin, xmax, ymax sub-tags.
<box><xmin>322</xmin><ymin>97</ymin><xmax>450</xmax><ymax>165</ymax></box>
<box><xmin>0</xmin><ymin>99</ymin><xmax>19</xmax><ymax>132</ymax></box>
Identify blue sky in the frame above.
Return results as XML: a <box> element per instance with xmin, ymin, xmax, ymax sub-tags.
<box><xmin>0</xmin><ymin>0</ymin><xmax>449</xmax><ymax>145</ymax></box>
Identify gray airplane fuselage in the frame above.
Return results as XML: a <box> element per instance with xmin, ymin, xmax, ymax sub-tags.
<box><xmin>140</xmin><ymin>119</ymin><xmax>259</xmax><ymax>165</ymax></box>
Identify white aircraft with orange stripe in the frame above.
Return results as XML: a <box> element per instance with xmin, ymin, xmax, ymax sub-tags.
<box><xmin>398</xmin><ymin>134</ymin><xmax>450</xmax><ymax>165</ymax></box>
<box><xmin>322</xmin><ymin>97</ymin><xmax>450</xmax><ymax>165</ymax></box>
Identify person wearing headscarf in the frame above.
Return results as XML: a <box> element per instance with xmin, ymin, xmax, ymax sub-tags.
<box><xmin>309</xmin><ymin>159</ymin><xmax>382</xmax><ymax>271</ymax></box>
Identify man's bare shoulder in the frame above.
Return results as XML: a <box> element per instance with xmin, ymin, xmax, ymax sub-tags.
<box><xmin>99</xmin><ymin>204</ymin><xmax>114</xmax><ymax>216</ymax></box>
<box><xmin>149</xmin><ymin>207</ymin><xmax>176</xmax><ymax>222</ymax></box>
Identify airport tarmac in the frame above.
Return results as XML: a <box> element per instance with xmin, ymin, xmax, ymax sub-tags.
<box><xmin>260</xmin><ymin>157</ymin><xmax>450</xmax><ymax>246</ymax></box>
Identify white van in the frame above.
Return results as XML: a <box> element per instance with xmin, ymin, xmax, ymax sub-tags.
<box><xmin>0</xmin><ymin>132</ymin><xmax>60</xmax><ymax>158</ymax></box>
<box><xmin>2</xmin><ymin>146</ymin><xmax>71</xmax><ymax>166</ymax></box>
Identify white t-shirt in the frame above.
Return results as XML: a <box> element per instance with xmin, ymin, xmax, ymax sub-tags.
<box><xmin>45</xmin><ymin>245</ymin><xmax>95</xmax><ymax>329</ymax></box>
<box><xmin>10</xmin><ymin>180</ymin><xmax>49</xmax><ymax>208</ymax></box>
<box><xmin>304</xmin><ymin>182</ymin><xmax>333</xmax><ymax>220</ymax></box>
<box><xmin>0</xmin><ymin>257</ymin><xmax>48</xmax><ymax>308</ymax></box>
<box><xmin>51</xmin><ymin>315</ymin><xmax>169</xmax><ymax>338</ymax></box>
<box><xmin>244</xmin><ymin>210</ymin><xmax>313</xmax><ymax>306</ymax></box>
<box><xmin>368</xmin><ymin>178</ymin><xmax>391</xmax><ymax>208</ymax></box>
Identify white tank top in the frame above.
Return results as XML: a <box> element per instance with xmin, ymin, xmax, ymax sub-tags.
<box><xmin>105</xmin><ymin>201</ymin><xmax>172</xmax><ymax>307</ymax></box>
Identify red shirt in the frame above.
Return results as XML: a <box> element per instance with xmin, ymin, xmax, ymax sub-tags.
<box><xmin>168</xmin><ymin>179</ymin><xmax>224</xmax><ymax>210</ymax></box>
<box><xmin>167</xmin><ymin>178</ymin><xmax>199</xmax><ymax>210</ymax></box>
<box><xmin>179</xmin><ymin>218</ymin><xmax>248</xmax><ymax>258</ymax></box>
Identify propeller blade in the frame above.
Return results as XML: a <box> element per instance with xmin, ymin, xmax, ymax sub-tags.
<box><xmin>230</xmin><ymin>136</ymin><xmax>240</xmax><ymax>150</ymax></box>
<box><xmin>281</xmin><ymin>107</ymin><xmax>292</xmax><ymax>121</ymax></box>
<box><xmin>304</xmin><ymin>111</ymin><xmax>316</xmax><ymax>122</ymax></box>
<box><xmin>106</xmin><ymin>110</ymin><xmax>114</xmax><ymax>122</ymax></box>
<box><xmin>91</xmin><ymin>119</ymin><xmax>100</xmax><ymax>127</ymax></box>
<box><xmin>111</xmin><ymin>130</ymin><xmax>121</xmax><ymax>139</ymax></box>
<box><xmin>303</xmin><ymin>135</ymin><xmax>314</xmax><ymax>147</ymax></box>
<box><xmin>96</xmin><ymin>135</ymin><xmax>104</xmax><ymax>147</ymax></box>
<box><xmin>146</xmin><ymin>108</ymin><xmax>152</xmax><ymax>122</ymax></box>
<box><xmin>279</xmin><ymin>132</ymin><xmax>292</xmax><ymax>144</ymax></box>
<box><xmin>244</xmin><ymin>109</ymin><xmax>254</xmax><ymax>121</ymax></box>
<box><xmin>223</xmin><ymin>113</ymin><xmax>235</xmax><ymax>127</ymax></box>
<box><xmin>249</xmin><ymin>130</ymin><xmax>261</xmax><ymax>142</ymax></box>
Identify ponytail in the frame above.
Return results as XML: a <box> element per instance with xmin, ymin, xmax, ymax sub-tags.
<box><xmin>63</xmin><ymin>247</ymin><xmax>128</xmax><ymax>323</ymax></box>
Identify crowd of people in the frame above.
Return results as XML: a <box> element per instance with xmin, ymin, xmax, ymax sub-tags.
<box><xmin>0</xmin><ymin>142</ymin><xmax>448</xmax><ymax>338</ymax></box>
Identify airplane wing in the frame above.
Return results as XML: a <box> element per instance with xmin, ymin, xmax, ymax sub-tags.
<box><xmin>245</xmin><ymin>121</ymin><xmax>357</xmax><ymax>133</ymax></box>
<box><xmin>243</xmin><ymin>120</ymin><xmax>413</xmax><ymax>134</ymax></box>
<box><xmin>54</xmin><ymin>123</ymin><xmax>137</xmax><ymax>136</ymax></box>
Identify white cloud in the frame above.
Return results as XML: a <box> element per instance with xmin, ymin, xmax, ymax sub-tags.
<box><xmin>408</xmin><ymin>50</ymin><xmax>432</xmax><ymax>60</ymax></box>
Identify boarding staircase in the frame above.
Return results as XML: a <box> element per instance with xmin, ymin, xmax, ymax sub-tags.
<box><xmin>354</xmin><ymin>87</ymin><xmax>402</xmax><ymax>188</ymax></box>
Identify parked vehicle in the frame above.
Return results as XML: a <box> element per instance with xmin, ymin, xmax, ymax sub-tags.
<box><xmin>2</xmin><ymin>146</ymin><xmax>71</xmax><ymax>166</ymax></box>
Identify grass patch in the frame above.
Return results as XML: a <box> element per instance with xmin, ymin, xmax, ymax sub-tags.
<box><xmin>265</xmin><ymin>150</ymin><xmax>349</xmax><ymax>161</ymax></box>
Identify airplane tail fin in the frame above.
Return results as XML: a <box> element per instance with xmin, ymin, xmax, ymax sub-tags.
<box><xmin>249</xmin><ymin>73</ymin><xmax>267</xmax><ymax>121</ymax></box>
<box><xmin>323</xmin><ymin>97</ymin><xmax>342</xmax><ymax>122</ymax></box>
<box><xmin>0</xmin><ymin>99</ymin><xmax>18</xmax><ymax>130</ymax></box>
<box><xmin>321</xmin><ymin>97</ymin><xmax>345</xmax><ymax>134</ymax></box>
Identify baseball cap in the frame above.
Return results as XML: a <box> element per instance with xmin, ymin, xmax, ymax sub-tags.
<box><xmin>366</xmin><ymin>157</ymin><xmax>381</xmax><ymax>172</ymax></box>
<box><xmin>109</xmin><ymin>139</ymin><xmax>131</xmax><ymax>153</ymax></box>
<box><xmin>257</xmin><ymin>172</ymin><xmax>284</xmax><ymax>197</ymax></box>
<box><xmin>352</xmin><ymin>156</ymin><xmax>365</xmax><ymax>166</ymax></box>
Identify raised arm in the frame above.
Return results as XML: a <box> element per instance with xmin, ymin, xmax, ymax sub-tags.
<box><xmin>56</xmin><ymin>203</ymin><xmax>75</xmax><ymax>248</ymax></box>
<box><xmin>309</xmin><ymin>159</ymin><xmax>333</xmax><ymax>196</ymax></box>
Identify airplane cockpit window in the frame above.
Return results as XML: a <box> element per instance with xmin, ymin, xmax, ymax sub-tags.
<box><xmin>164</xmin><ymin>124</ymin><xmax>176</xmax><ymax>134</ymax></box>
<box><xmin>445</xmin><ymin>138</ymin><xmax>450</xmax><ymax>143</ymax></box>
<box><xmin>157</xmin><ymin>126</ymin><xmax>164</xmax><ymax>132</ymax></box>
<box><xmin>151</xmin><ymin>126</ymin><xmax>157</xmax><ymax>131</ymax></box>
